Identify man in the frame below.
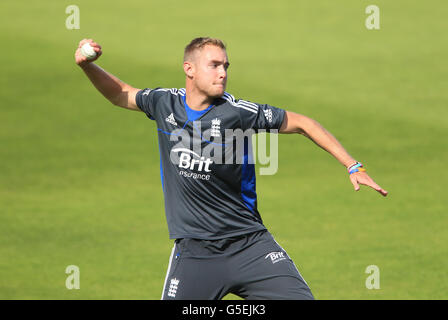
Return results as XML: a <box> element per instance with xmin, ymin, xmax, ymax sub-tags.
<box><xmin>75</xmin><ymin>37</ymin><xmax>387</xmax><ymax>300</ymax></box>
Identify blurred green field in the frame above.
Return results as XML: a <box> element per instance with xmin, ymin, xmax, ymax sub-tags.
<box><xmin>1</xmin><ymin>0</ymin><xmax>447</xmax><ymax>299</ymax></box>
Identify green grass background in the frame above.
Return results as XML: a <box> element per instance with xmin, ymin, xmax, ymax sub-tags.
<box><xmin>1</xmin><ymin>0</ymin><xmax>447</xmax><ymax>299</ymax></box>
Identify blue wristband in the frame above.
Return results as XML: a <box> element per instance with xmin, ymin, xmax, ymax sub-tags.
<box><xmin>348</xmin><ymin>162</ymin><xmax>362</xmax><ymax>171</ymax></box>
<box><xmin>348</xmin><ymin>162</ymin><xmax>364</xmax><ymax>174</ymax></box>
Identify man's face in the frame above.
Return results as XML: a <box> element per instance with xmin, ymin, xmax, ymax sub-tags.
<box><xmin>185</xmin><ymin>45</ymin><xmax>229</xmax><ymax>98</ymax></box>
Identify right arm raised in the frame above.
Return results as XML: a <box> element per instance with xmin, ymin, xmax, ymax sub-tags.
<box><xmin>75</xmin><ymin>39</ymin><xmax>141</xmax><ymax>111</ymax></box>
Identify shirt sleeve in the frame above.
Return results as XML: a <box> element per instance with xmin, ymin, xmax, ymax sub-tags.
<box><xmin>135</xmin><ymin>88</ymin><xmax>158</xmax><ymax>120</ymax></box>
<box><xmin>237</xmin><ymin>99</ymin><xmax>286</xmax><ymax>132</ymax></box>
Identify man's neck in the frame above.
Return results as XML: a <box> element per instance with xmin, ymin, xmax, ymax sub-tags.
<box><xmin>185</xmin><ymin>86</ymin><xmax>215</xmax><ymax>111</ymax></box>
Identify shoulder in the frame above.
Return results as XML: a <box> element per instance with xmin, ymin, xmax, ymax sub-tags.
<box><xmin>220</xmin><ymin>92</ymin><xmax>259</xmax><ymax>115</ymax></box>
<box><xmin>148</xmin><ymin>87</ymin><xmax>186</xmax><ymax>97</ymax></box>
<box><xmin>142</xmin><ymin>87</ymin><xmax>185</xmax><ymax>105</ymax></box>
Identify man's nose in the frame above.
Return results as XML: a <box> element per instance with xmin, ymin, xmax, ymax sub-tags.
<box><xmin>218</xmin><ymin>66</ymin><xmax>227</xmax><ymax>78</ymax></box>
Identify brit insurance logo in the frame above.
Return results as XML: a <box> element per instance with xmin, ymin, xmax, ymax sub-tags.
<box><xmin>265</xmin><ymin>251</ymin><xmax>286</xmax><ymax>264</ymax></box>
<box><xmin>167</xmin><ymin>120</ymin><xmax>280</xmax><ymax>176</ymax></box>
<box><xmin>171</xmin><ymin>148</ymin><xmax>213</xmax><ymax>181</ymax></box>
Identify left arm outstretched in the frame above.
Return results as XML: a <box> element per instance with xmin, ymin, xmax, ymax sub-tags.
<box><xmin>280</xmin><ymin>111</ymin><xmax>388</xmax><ymax>197</ymax></box>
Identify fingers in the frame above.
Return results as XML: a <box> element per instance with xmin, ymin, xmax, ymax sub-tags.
<box><xmin>369</xmin><ymin>181</ymin><xmax>388</xmax><ymax>196</ymax></box>
<box><xmin>351</xmin><ymin>172</ymin><xmax>388</xmax><ymax>197</ymax></box>
<box><xmin>75</xmin><ymin>39</ymin><xmax>102</xmax><ymax>65</ymax></box>
<box><xmin>93</xmin><ymin>46</ymin><xmax>102</xmax><ymax>56</ymax></box>
<box><xmin>74</xmin><ymin>48</ymin><xmax>86</xmax><ymax>64</ymax></box>
<box><xmin>77</xmin><ymin>39</ymin><xmax>102</xmax><ymax>52</ymax></box>
<box><xmin>366</xmin><ymin>180</ymin><xmax>388</xmax><ymax>197</ymax></box>
<box><xmin>75</xmin><ymin>47</ymin><xmax>88</xmax><ymax>65</ymax></box>
<box><xmin>78</xmin><ymin>38</ymin><xmax>92</xmax><ymax>48</ymax></box>
<box><xmin>78</xmin><ymin>39</ymin><xmax>101</xmax><ymax>48</ymax></box>
<box><xmin>350</xmin><ymin>175</ymin><xmax>360</xmax><ymax>191</ymax></box>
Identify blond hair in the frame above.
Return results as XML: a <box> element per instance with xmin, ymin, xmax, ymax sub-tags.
<box><xmin>183</xmin><ymin>37</ymin><xmax>226</xmax><ymax>62</ymax></box>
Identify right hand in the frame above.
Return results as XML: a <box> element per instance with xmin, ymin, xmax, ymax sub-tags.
<box><xmin>75</xmin><ymin>39</ymin><xmax>102</xmax><ymax>66</ymax></box>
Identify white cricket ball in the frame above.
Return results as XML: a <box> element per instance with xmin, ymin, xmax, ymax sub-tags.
<box><xmin>80</xmin><ymin>43</ymin><xmax>97</xmax><ymax>60</ymax></box>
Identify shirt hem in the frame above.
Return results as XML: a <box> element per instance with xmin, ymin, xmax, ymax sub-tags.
<box><xmin>169</xmin><ymin>225</ymin><xmax>267</xmax><ymax>241</ymax></box>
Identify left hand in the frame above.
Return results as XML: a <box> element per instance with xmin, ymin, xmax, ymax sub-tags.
<box><xmin>349</xmin><ymin>171</ymin><xmax>388</xmax><ymax>197</ymax></box>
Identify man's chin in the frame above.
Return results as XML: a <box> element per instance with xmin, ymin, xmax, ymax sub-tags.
<box><xmin>211</xmin><ymin>86</ymin><xmax>226</xmax><ymax>98</ymax></box>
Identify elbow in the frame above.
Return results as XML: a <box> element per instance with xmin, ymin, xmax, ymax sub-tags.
<box><xmin>109</xmin><ymin>91</ymin><xmax>127</xmax><ymax>108</ymax></box>
<box><xmin>109</xmin><ymin>97</ymin><xmax>123</xmax><ymax>107</ymax></box>
<box><xmin>299</xmin><ymin>116</ymin><xmax>317</xmax><ymax>134</ymax></box>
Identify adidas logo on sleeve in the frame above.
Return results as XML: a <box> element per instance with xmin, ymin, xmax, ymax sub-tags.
<box><xmin>165</xmin><ymin>113</ymin><xmax>178</xmax><ymax>126</ymax></box>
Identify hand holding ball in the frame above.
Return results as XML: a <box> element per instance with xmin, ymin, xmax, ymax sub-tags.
<box><xmin>75</xmin><ymin>39</ymin><xmax>101</xmax><ymax>66</ymax></box>
<box><xmin>80</xmin><ymin>43</ymin><xmax>97</xmax><ymax>60</ymax></box>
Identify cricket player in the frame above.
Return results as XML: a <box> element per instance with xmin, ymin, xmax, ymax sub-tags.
<box><xmin>75</xmin><ymin>37</ymin><xmax>388</xmax><ymax>300</ymax></box>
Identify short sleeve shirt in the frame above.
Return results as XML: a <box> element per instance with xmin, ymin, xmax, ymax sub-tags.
<box><xmin>136</xmin><ymin>88</ymin><xmax>285</xmax><ymax>239</ymax></box>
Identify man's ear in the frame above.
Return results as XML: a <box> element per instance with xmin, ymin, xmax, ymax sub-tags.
<box><xmin>183</xmin><ymin>61</ymin><xmax>194</xmax><ymax>78</ymax></box>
